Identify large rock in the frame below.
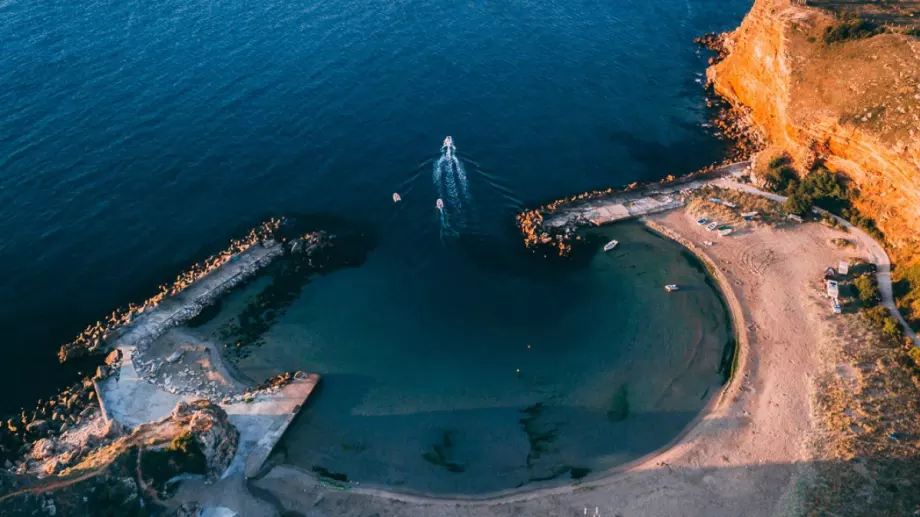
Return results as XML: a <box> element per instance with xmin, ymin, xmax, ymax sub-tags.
<box><xmin>169</xmin><ymin>400</ymin><xmax>239</xmax><ymax>479</ymax></box>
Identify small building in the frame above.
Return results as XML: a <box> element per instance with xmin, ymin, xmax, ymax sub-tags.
<box><xmin>838</xmin><ymin>261</ymin><xmax>849</xmax><ymax>276</ymax></box>
<box><xmin>826</xmin><ymin>280</ymin><xmax>839</xmax><ymax>298</ymax></box>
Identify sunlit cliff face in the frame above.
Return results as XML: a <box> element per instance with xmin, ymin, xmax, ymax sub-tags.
<box><xmin>708</xmin><ymin>0</ymin><xmax>920</xmax><ymax>262</ymax></box>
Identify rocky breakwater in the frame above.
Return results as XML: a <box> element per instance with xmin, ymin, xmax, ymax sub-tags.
<box><xmin>707</xmin><ymin>0</ymin><xmax>920</xmax><ymax>267</ymax></box>
<box><xmin>0</xmin><ymin>400</ymin><xmax>237</xmax><ymax>517</ymax></box>
<box><xmin>0</xmin><ymin>376</ymin><xmax>105</xmax><ymax>477</ymax></box>
<box><xmin>58</xmin><ymin>219</ymin><xmax>285</xmax><ymax>362</ymax></box>
<box><xmin>516</xmin><ymin>162</ymin><xmax>747</xmax><ymax>257</ymax></box>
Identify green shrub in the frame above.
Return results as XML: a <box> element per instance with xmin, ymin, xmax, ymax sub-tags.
<box><xmin>909</xmin><ymin>346</ymin><xmax>920</xmax><ymax>367</ymax></box>
<box><xmin>823</xmin><ymin>19</ymin><xmax>884</xmax><ymax>44</ymax></box>
<box><xmin>863</xmin><ymin>306</ymin><xmax>902</xmax><ymax>340</ymax></box>
<box><xmin>783</xmin><ymin>192</ymin><xmax>813</xmax><ymax>216</ymax></box>
<box><xmin>854</xmin><ymin>275</ymin><xmax>881</xmax><ymax>307</ymax></box>
<box><xmin>140</xmin><ymin>432</ymin><xmax>207</xmax><ymax>491</ymax></box>
<box><xmin>764</xmin><ymin>165</ymin><xmax>797</xmax><ymax>193</ymax></box>
<box><xmin>768</xmin><ymin>156</ymin><xmax>790</xmax><ymax>169</ymax></box>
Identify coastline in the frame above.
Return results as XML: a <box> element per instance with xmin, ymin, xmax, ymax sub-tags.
<box><xmin>242</xmin><ymin>204</ymin><xmax>867</xmax><ymax>517</ymax></box>
<box><xmin>5</xmin><ymin>177</ymin><xmax>906</xmax><ymax>516</ymax></box>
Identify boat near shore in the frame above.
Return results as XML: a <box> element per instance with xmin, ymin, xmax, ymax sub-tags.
<box><xmin>665</xmin><ymin>284</ymin><xmax>680</xmax><ymax>292</ymax></box>
<box><xmin>603</xmin><ymin>239</ymin><xmax>619</xmax><ymax>252</ymax></box>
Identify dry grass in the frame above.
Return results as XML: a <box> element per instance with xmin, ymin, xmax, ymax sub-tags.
<box><xmin>805</xmin><ymin>301</ymin><xmax>920</xmax><ymax>516</ymax></box>
<box><xmin>806</xmin><ymin>0</ymin><xmax>920</xmax><ymax>31</ymax></box>
<box><xmin>786</xmin><ymin>11</ymin><xmax>920</xmax><ymax>148</ymax></box>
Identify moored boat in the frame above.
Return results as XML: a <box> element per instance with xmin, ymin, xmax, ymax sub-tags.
<box><xmin>665</xmin><ymin>284</ymin><xmax>679</xmax><ymax>292</ymax></box>
<box><xmin>603</xmin><ymin>239</ymin><xmax>619</xmax><ymax>252</ymax></box>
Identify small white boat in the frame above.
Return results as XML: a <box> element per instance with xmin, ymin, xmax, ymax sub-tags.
<box><xmin>442</xmin><ymin>136</ymin><xmax>455</xmax><ymax>158</ymax></box>
<box><xmin>702</xmin><ymin>240</ymin><xmax>714</xmax><ymax>246</ymax></box>
<box><xmin>392</xmin><ymin>192</ymin><xmax>402</xmax><ymax>203</ymax></box>
<box><xmin>718</xmin><ymin>228</ymin><xmax>733</xmax><ymax>237</ymax></box>
<box><xmin>833</xmin><ymin>301</ymin><xmax>842</xmax><ymax>314</ymax></box>
<box><xmin>603</xmin><ymin>239</ymin><xmax>619</xmax><ymax>252</ymax></box>
<box><xmin>705</xmin><ymin>222</ymin><xmax>719</xmax><ymax>231</ymax></box>
<box><xmin>436</xmin><ymin>198</ymin><xmax>444</xmax><ymax>211</ymax></box>
<box><xmin>665</xmin><ymin>284</ymin><xmax>680</xmax><ymax>292</ymax></box>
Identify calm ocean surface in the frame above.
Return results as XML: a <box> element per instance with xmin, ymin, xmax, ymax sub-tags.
<box><xmin>1</xmin><ymin>0</ymin><xmax>748</xmax><ymax>491</ymax></box>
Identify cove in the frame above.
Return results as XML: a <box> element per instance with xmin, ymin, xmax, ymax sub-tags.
<box><xmin>180</xmin><ymin>221</ymin><xmax>730</xmax><ymax>494</ymax></box>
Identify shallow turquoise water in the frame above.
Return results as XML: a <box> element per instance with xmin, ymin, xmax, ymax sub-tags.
<box><xmin>190</xmin><ymin>222</ymin><xmax>730</xmax><ymax>493</ymax></box>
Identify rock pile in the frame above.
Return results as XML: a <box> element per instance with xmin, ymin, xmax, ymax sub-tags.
<box><xmin>221</xmin><ymin>371</ymin><xmax>304</xmax><ymax>404</ymax></box>
<box><xmin>0</xmin><ymin>377</ymin><xmax>101</xmax><ymax>470</ymax></box>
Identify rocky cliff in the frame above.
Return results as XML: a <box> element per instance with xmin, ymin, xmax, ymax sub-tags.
<box><xmin>0</xmin><ymin>400</ymin><xmax>238</xmax><ymax>517</ymax></box>
<box><xmin>708</xmin><ymin>0</ymin><xmax>920</xmax><ymax>318</ymax></box>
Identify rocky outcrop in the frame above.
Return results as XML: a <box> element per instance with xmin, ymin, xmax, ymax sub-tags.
<box><xmin>0</xmin><ymin>377</ymin><xmax>102</xmax><ymax>469</ymax></box>
<box><xmin>0</xmin><ymin>400</ymin><xmax>238</xmax><ymax>517</ymax></box>
<box><xmin>164</xmin><ymin>400</ymin><xmax>239</xmax><ymax>479</ymax></box>
<box><xmin>708</xmin><ymin>0</ymin><xmax>920</xmax><ymax>261</ymax></box>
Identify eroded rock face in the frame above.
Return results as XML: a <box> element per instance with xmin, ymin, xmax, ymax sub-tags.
<box><xmin>169</xmin><ymin>400</ymin><xmax>239</xmax><ymax>479</ymax></box>
<box><xmin>708</xmin><ymin>0</ymin><xmax>920</xmax><ymax>261</ymax></box>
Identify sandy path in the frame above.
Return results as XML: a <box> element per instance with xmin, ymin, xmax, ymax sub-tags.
<box><xmin>248</xmin><ymin>209</ymin><xmax>862</xmax><ymax>517</ymax></box>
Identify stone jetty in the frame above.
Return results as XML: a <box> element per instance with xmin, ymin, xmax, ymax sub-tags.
<box><xmin>543</xmin><ymin>161</ymin><xmax>751</xmax><ymax>229</ymax></box>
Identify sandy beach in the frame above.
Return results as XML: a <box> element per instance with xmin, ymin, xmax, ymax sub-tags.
<box><xmin>243</xmin><ymin>207</ymin><xmax>864</xmax><ymax>517</ymax></box>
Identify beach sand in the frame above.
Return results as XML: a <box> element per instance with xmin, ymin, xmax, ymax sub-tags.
<box><xmin>243</xmin><ymin>207</ymin><xmax>863</xmax><ymax>516</ymax></box>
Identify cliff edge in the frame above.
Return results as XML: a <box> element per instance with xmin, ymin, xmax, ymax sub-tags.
<box><xmin>708</xmin><ymin>0</ymin><xmax>920</xmax><ymax>323</ymax></box>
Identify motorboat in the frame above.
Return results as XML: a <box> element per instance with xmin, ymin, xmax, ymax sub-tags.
<box><xmin>392</xmin><ymin>192</ymin><xmax>401</xmax><ymax>203</ymax></box>
<box><xmin>603</xmin><ymin>239</ymin><xmax>619</xmax><ymax>252</ymax></box>
<box><xmin>665</xmin><ymin>284</ymin><xmax>680</xmax><ymax>292</ymax></box>
<box><xmin>705</xmin><ymin>222</ymin><xmax>719</xmax><ymax>231</ymax></box>
<box><xmin>436</xmin><ymin>198</ymin><xmax>444</xmax><ymax>210</ymax></box>
<box><xmin>697</xmin><ymin>218</ymin><xmax>710</xmax><ymax>225</ymax></box>
<box><xmin>442</xmin><ymin>136</ymin><xmax>455</xmax><ymax>158</ymax></box>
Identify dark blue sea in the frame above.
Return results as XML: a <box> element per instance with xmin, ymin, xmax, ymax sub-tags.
<box><xmin>1</xmin><ymin>0</ymin><xmax>749</xmax><ymax>492</ymax></box>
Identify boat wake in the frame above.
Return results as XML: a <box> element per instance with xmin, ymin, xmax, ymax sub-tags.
<box><xmin>433</xmin><ymin>136</ymin><xmax>473</xmax><ymax>239</ymax></box>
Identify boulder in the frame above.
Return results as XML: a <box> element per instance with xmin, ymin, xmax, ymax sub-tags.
<box><xmin>30</xmin><ymin>438</ymin><xmax>56</xmax><ymax>461</ymax></box>
<box><xmin>170</xmin><ymin>401</ymin><xmax>239</xmax><ymax>479</ymax></box>
<box><xmin>26</xmin><ymin>420</ymin><xmax>49</xmax><ymax>435</ymax></box>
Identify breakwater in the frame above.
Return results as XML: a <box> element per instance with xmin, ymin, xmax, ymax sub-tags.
<box><xmin>58</xmin><ymin>219</ymin><xmax>285</xmax><ymax>362</ymax></box>
<box><xmin>516</xmin><ymin>161</ymin><xmax>751</xmax><ymax>256</ymax></box>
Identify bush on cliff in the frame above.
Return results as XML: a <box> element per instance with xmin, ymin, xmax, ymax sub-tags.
<box><xmin>782</xmin><ymin>192</ymin><xmax>812</xmax><ymax>216</ymax></box>
<box><xmin>823</xmin><ymin>18</ymin><xmax>884</xmax><ymax>44</ymax></box>
<box><xmin>854</xmin><ymin>275</ymin><xmax>881</xmax><ymax>307</ymax></box>
<box><xmin>863</xmin><ymin>306</ymin><xmax>902</xmax><ymax>340</ymax></box>
<box><xmin>140</xmin><ymin>431</ymin><xmax>207</xmax><ymax>491</ymax></box>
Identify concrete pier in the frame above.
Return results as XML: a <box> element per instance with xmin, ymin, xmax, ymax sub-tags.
<box><xmin>544</xmin><ymin>161</ymin><xmax>750</xmax><ymax>228</ymax></box>
<box><xmin>238</xmin><ymin>373</ymin><xmax>320</xmax><ymax>479</ymax></box>
<box><xmin>106</xmin><ymin>242</ymin><xmax>284</xmax><ymax>355</ymax></box>
<box><xmin>93</xmin><ymin>239</ymin><xmax>321</xmax><ymax>481</ymax></box>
